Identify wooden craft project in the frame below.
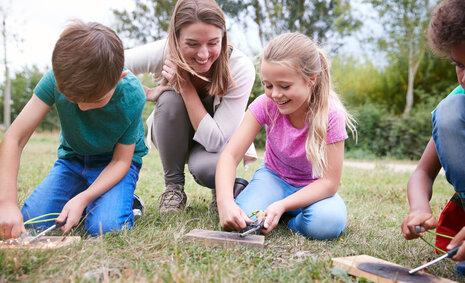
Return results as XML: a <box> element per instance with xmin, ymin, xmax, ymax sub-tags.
<box><xmin>183</xmin><ymin>229</ymin><xmax>265</xmax><ymax>248</ymax></box>
<box><xmin>0</xmin><ymin>236</ymin><xmax>80</xmax><ymax>250</ymax></box>
<box><xmin>332</xmin><ymin>255</ymin><xmax>457</xmax><ymax>283</ymax></box>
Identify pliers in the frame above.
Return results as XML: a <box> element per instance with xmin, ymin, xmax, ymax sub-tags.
<box><xmin>239</xmin><ymin>220</ymin><xmax>265</xmax><ymax>237</ymax></box>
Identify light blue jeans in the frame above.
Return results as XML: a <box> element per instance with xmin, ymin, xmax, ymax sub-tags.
<box><xmin>433</xmin><ymin>94</ymin><xmax>465</xmax><ymax>199</ymax></box>
<box><xmin>235</xmin><ymin>164</ymin><xmax>347</xmax><ymax>240</ymax></box>
<box><xmin>21</xmin><ymin>156</ymin><xmax>141</xmax><ymax>236</ymax></box>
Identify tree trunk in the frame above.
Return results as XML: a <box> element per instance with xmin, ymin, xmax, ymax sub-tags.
<box><xmin>2</xmin><ymin>15</ymin><xmax>11</xmax><ymax>129</ymax></box>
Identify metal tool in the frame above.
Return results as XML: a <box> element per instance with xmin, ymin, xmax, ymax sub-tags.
<box><xmin>28</xmin><ymin>219</ymin><xmax>67</xmax><ymax>244</ymax></box>
<box><xmin>239</xmin><ymin>221</ymin><xmax>264</xmax><ymax>237</ymax></box>
<box><xmin>409</xmin><ymin>244</ymin><xmax>462</xmax><ymax>274</ymax></box>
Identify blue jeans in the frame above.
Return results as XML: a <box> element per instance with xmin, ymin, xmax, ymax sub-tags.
<box><xmin>21</xmin><ymin>156</ymin><xmax>141</xmax><ymax>236</ymax></box>
<box><xmin>433</xmin><ymin>94</ymin><xmax>465</xmax><ymax>198</ymax></box>
<box><xmin>235</xmin><ymin>164</ymin><xmax>347</xmax><ymax>240</ymax></box>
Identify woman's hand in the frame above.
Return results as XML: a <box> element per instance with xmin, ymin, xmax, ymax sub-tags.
<box><xmin>218</xmin><ymin>200</ymin><xmax>253</xmax><ymax>231</ymax></box>
<box><xmin>259</xmin><ymin>201</ymin><xmax>285</xmax><ymax>234</ymax></box>
<box><xmin>143</xmin><ymin>83</ymin><xmax>173</xmax><ymax>102</ymax></box>
<box><xmin>401</xmin><ymin>211</ymin><xmax>438</xmax><ymax>240</ymax></box>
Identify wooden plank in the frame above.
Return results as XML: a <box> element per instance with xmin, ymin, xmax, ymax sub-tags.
<box><xmin>0</xmin><ymin>236</ymin><xmax>80</xmax><ymax>250</ymax></box>
<box><xmin>183</xmin><ymin>229</ymin><xmax>265</xmax><ymax>248</ymax></box>
<box><xmin>332</xmin><ymin>255</ymin><xmax>457</xmax><ymax>283</ymax></box>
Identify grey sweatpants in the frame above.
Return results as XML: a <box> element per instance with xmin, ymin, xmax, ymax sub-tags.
<box><xmin>152</xmin><ymin>90</ymin><xmax>219</xmax><ymax>189</ymax></box>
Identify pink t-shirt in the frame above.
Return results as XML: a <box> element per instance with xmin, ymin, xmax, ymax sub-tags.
<box><xmin>248</xmin><ymin>94</ymin><xmax>348</xmax><ymax>187</ymax></box>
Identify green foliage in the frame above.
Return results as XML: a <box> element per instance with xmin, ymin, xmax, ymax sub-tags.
<box><xmin>112</xmin><ymin>0</ymin><xmax>176</xmax><ymax>48</ymax></box>
<box><xmin>218</xmin><ymin>0</ymin><xmax>361</xmax><ymax>50</ymax></box>
<box><xmin>0</xmin><ymin>66</ymin><xmax>58</xmax><ymax>131</ymax></box>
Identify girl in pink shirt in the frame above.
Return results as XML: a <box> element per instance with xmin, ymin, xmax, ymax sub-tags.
<box><xmin>215</xmin><ymin>33</ymin><xmax>355</xmax><ymax>239</ymax></box>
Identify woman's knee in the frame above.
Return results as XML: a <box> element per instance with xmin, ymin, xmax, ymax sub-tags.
<box><xmin>155</xmin><ymin>90</ymin><xmax>187</xmax><ymax>121</ymax></box>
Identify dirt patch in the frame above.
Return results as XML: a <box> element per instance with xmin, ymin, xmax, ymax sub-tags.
<box><xmin>344</xmin><ymin>160</ymin><xmax>445</xmax><ymax>175</ymax></box>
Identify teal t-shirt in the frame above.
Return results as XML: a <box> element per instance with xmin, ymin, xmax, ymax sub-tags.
<box><xmin>34</xmin><ymin>70</ymin><xmax>148</xmax><ymax>164</ymax></box>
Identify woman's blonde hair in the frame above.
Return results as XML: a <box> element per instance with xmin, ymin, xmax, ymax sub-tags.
<box><xmin>166</xmin><ymin>0</ymin><xmax>233</xmax><ymax>96</ymax></box>
<box><xmin>261</xmin><ymin>33</ymin><xmax>356</xmax><ymax>178</ymax></box>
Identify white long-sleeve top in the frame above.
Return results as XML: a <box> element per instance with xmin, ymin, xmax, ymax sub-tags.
<box><xmin>125</xmin><ymin>39</ymin><xmax>257</xmax><ymax>166</ymax></box>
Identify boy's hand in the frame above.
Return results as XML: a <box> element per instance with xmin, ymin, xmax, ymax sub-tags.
<box><xmin>449</xmin><ymin>227</ymin><xmax>465</xmax><ymax>261</ymax></box>
<box><xmin>260</xmin><ymin>201</ymin><xmax>285</xmax><ymax>234</ymax></box>
<box><xmin>56</xmin><ymin>194</ymin><xmax>88</xmax><ymax>233</ymax></box>
<box><xmin>401</xmin><ymin>212</ymin><xmax>438</xmax><ymax>240</ymax></box>
<box><xmin>0</xmin><ymin>202</ymin><xmax>26</xmax><ymax>238</ymax></box>
<box><xmin>143</xmin><ymin>83</ymin><xmax>173</xmax><ymax>102</ymax></box>
<box><xmin>218</xmin><ymin>200</ymin><xmax>253</xmax><ymax>231</ymax></box>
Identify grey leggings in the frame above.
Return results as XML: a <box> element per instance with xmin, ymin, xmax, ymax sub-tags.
<box><xmin>152</xmin><ymin>90</ymin><xmax>219</xmax><ymax>189</ymax></box>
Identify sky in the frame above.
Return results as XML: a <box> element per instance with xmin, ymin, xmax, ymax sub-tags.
<box><xmin>1</xmin><ymin>0</ymin><xmax>135</xmax><ymax>76</ymax></box>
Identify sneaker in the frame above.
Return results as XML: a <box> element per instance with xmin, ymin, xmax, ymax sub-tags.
<box><xmin>132</xmin><ymin>194</ymin><xmax>145</xmax><ymax>219</ymax></box>
<box><xmin>159</xmin><ymin>184</ymin><xmax>187</xmax><ymax>213</ymax></box>
<box><xmin>210</xmin><ymin>189</ymin><xmax>217</xmax><ymax>211</ymax></box>
<box><xmin>233</xmin><ymin>178</ymin><xmax>249</xmax><ymax>199</ymax></box>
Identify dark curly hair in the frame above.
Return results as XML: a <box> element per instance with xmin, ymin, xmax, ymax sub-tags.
<box><xmin>427</xmin><ymin>0</ymin><xmax>465</xmax><ymax>57</ymax></box>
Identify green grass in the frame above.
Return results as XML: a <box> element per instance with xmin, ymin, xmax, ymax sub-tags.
<box><xmin>1</xmin><ymin>132</ymin><xmax>463</xmax><ymax>282</ymax></box>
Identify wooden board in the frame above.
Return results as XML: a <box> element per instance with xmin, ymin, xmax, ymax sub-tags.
<box><xmin>183</xmin><ymin>229</ymin><xmax>265</xmax><ymax>248</ymax></box>
<box><xmin>0</xmin><ymin>236</ymin><xmax>80</xmax><ymax>250</ymax></box>
<box><xmin>332</xmin><ymin>255</ymin><xmax>457</xmax><ymax>283</ymax></box>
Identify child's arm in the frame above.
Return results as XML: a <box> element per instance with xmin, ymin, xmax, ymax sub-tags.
<box><xmin>0</xmin><ymin>94</ymin><xmax>51</xmax><ymax>238</ymax></box>
<box><xmin>216</xmin><ymin>111</ymin><xmax>259</xmax><ymax>231</ymax></box>
<box><xmin>401</xmin><ymin>138</ymin><xmax>442</xmax><ymax>239</ymax></box>
<box><xmin>260</xmin><ymin>140</ymin><xmax>345</xmax><ymax>234</ymax></box>
<box><xmin>55</xmin><ymin>142</ymin><xmax>135</xmax><ymax>233</ymax></box>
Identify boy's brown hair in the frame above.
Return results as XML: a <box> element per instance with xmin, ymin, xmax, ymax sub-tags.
<box><xmin>427</xmin><ymin>0</ymin><xmax>465</xmax><ymax>57</ymax></box>
<box><xmin>52</xmin><ymin>20</ymin><xmax>124</xmax><ymax>102</ymax></box>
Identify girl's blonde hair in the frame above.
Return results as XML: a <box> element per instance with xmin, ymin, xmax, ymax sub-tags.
<box><xmin>166</xmin><ymin>0</ymin><xmax>233</xmax><ymax>96</ymax></box>
<box><xmin>261</xmin><ymin>33</ymin><xmax>356</xmax><ymax>178</ymax></box>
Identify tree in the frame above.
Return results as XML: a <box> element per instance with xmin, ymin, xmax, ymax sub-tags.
<box><xmin>365</xmin><ymin>0</ymin><xmax>436</xmax><ymax>118</ymax></box>
<box><xmin>218</xmin><ymin>0</ymin><xmax>362</xmax><ymax>50</ymax></box>
<box><xmin>112</xmin><ymin>0</ymin><xmax>177</xmax><ymax>48</ymax></box>
<box><xmin>113</xmin><ymin>0</ymin><xmax>361</xmax><ymax>51</ymax></box>
<box><xmin>1</xmin><ymin>6</ymin><xmax>11</xmax><ymax>130</ymax></box>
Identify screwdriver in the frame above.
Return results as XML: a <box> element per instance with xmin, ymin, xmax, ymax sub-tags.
<box><xmin>28</xmin><ymin>218</ymin><xmax>67</xmax><ymax>243</ymax></box>
<box><xmin>409</xmin><ymin>244</ymin><xmax>462</xmax><ymax>274</ymax></box>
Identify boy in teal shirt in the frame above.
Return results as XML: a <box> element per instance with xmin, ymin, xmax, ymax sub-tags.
<box><xmin>0</xmin><ymin>20</ymin><xmax>148</xmax><ymax>237</ymax></box>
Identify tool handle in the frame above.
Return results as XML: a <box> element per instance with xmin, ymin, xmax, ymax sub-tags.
<box><xmin>56</xmin><ymin>218</ymin><xmax>67</xmax><ymax>228</ymax></box>
<box><xmin>447</xmin><ymin>244</ymin><xmax>462</xmax><ymax>258</ymax></box>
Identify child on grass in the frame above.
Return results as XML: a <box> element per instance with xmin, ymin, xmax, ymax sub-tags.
<box><xmin>401</xmin><ymin>0</ymin><xmax>465</xmax><ymax>263</ymax></box>
<box><xmin>215</xmin><ymin>33</ymin><xmax>355</xmax><ymax>240</ymax></box>
<box><xmin>0</xmin><ymin>20</ymin><xmax>148</xmax><ymax>238</ymax></box>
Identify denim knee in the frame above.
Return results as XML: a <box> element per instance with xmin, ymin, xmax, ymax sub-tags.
<box><xmin>288</xmin><ymin>194</ymin><xmax>347</xmax><ymax>240</ymax></box>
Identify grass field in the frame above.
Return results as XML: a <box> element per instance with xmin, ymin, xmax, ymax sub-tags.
<box><xmin>1</xmin><ymin>131</ymin><xmax>463</xmax><ymax>282</ymax></box>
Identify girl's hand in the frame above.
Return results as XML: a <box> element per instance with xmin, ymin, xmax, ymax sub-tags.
<box><xmin>161</xmin><ymin>56</ymin><xmax>177</xmax><ymax>84</ymax></box>
<box><xmin>56</xmin><ymin>194</ymin><xmax>88</xmax><ymax>233</ymax></box>
<box><xmin>143</xmin><ymin>83</ymin><xmax>173</xmax><ymax>102</ymax></box>
<box><xmin>0</xmin><ymin>202</ymin><xmax>26</xmax><ymax>238</ymax></box>
<box><xmin>449</xmin><ymin>227</ymin><xmax>465</xmax><ymax>261</ymax></box>
<box><xmin>401</xmin><ymin>212</ymin><xmax>438</xmax><ymax>240</ymax></box>
<box><xmin>218</xmin><ymin>200</ymin><xmax>253</xmax><ymax>231</ymax></box>
<box><xmin>260</xmin><ymin>201</ymin><xmax>285</xmax><ymax>234</ymax></box>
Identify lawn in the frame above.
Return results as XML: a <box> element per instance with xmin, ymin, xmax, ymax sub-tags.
<box><xmin>1</xmin><ymin>131</ymin><xmax>463</xmax><ymax>282</ymax></box>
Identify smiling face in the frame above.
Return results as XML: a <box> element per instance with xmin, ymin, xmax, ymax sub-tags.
<box><xmin>178</xmin><ymin>22</ymin><xmax>223</xmax><ymax>75</ymax></box>
<box><xmin>451</xmin><ymin>42</ymin><xmax>465</xmax><ymax>90</ymax></box>
<box><xmin>261</xmin><ymin>60</ymin><xmax>313</xmax><ymax>126</ymax></box>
